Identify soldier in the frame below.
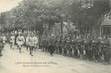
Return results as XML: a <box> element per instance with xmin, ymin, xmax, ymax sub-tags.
<box><xmin>98</xmin><ymin>43</ymin><xmax>104</xmax><ymax>62</ymax></box>
<box><xmin>78</xmin><ymin>41</ymin><xmax>83</xmax><ymax>59</ymax></box>
<box><xmin>74</xmin><ymin>43</ymin><xmax>79</xmax><ymax>58</ymax></box>
<box><xmin>100</xmin><ymin>42</ymin><xmax>105</xmax><ymax>62</ymax></box>
<box><xmin>10</xmin><ymin>34</ymin><xmax>15</xmax><ymax>49</ymax></box>
<box><xmin>26</xmin><ymin>34</ymin><xmax>30</xmax><ymax>51</ymax></box>
<box><xmin>66</xmin><ymin>41</ymin><xmax>72</xmax><ymax>57</ymax></box>
<box><xmin>80</xmin><ymin>41</ymin><xmax>86</xmax><ymax>59</ymax></box>
<box><xmin>76</xmin><ymin>42</ymin><xmax>81</xmax><ymax>58</ymax></box>
<box><xmin>54</xmin><ymin>40</ymin><xmax>58</xmax><ymax>54</ymax></box>
<box><xmin>0</xmin><ymin>39</ymin><xmax>4</xmax><ymax>57</ymax></box>
<box><xmin>48</xmin><ymin>43</ymin><xmax>55</xmax><ymax>56</ymax></box>
<box><xmin>16</xmin><ymin>33</ymin><xmax>25</xmax><ymax>53</ymax></box>
<box><xmin>96</xmin><ymin>41</ymin><xmax>103</xmax><ymax>62</ymax></box>
<box><xmin>2</xmin><ymin>34</ymin><xmax>7</xmax><ymax>44</ymax></box>
<box><xmin>68</xmin><ymin>43</ymin><xmax>73</xmax><ymax>57</ymax></box>
<box><xmin>103</xmin><ymin>44</ymin><xmax>111</xmax><ymax>64</ymax></box>
<box><xmin>63</xmin><ymin>42</ymin><xmax>67</xmax><ymax>56</ymax></box>
<box><xmin>40</xmin><ymin>39</ymin><xmax>47</xmax><ymax>52</ymax></box>
<box><xmin>33</xmin><ymin>34</ymin><xmax>39</xmax><ymax>50</ymax></box>
<box><xmin>71</xmin><ymin>42</ymin><xmax>76</xmax><ymax>57</ymax></box>
<box><xmin>84</xmin><ymin>40</ymin><xmax>88</xmax><ymax>59</ymax></box>
<box><xmin>43</xmin><ymin>40</ymin><xmax>49</xmax><ymax>52</ymax></box>
<box><xmin>27</xmin><ymin>34</ymin><xmax>36</xmax><ymax>56</ymax></box>
<box><xmin>85</xmin><ymin>41</ymin><xmax>93</xmax><ymax>60</ymax></box>
<box><xmin>92</xmin><ymin>42</ymin><xmax>98</xmax><ymax>61</ymax></box>
<box><xmin>58</xmin><ymin>42</ymin><xmax>62</xmax><ymax>55</ymax></box>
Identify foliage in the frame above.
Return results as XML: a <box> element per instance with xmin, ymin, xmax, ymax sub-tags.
<box><xmin>0</xmin><ymin>0</ymin><xmax>110</xmax><ymax>36</ymax></box>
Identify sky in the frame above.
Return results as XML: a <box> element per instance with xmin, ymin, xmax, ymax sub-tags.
<box><xmin>0</xmin><ymin>0</ymin><xmax>22</xmax><ymax>13</ymax></box>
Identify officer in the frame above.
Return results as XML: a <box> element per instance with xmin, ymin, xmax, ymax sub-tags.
<box><xmin>27</xmin><ymin>33</ymin><xmax>35</xmax><ymax>56</ymax></box>
<box><xmin>16</xmin><ymin>33</ymin><xmax>25</xmax><ymax>53</ymax></box>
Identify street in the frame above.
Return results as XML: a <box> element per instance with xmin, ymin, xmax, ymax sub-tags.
<box><xmin>0</xmin><ymin>44</ymin><xmax>111</xmax><ymax>73</ymax></box>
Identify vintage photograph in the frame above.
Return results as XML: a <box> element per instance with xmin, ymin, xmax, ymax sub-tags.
<box><xmin>0</xmin><ymin>0</ymin><xmax>111</xmax><ymax>73</ymax></box>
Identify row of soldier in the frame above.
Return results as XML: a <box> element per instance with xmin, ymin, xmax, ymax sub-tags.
<box><xmin>41</xmin><ymin>38</ymin><xmax>111</xmax><ymax>63</ymax></box>
<box><xmin>0</xmin><ymin>31</ymin><xmax>111</xmax><ymax>64</ymax></box>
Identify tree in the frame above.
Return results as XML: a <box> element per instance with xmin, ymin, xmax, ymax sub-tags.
<box><xmin>68</xmin><ymin>0</ymin><xmax>110</xmax><ymax>34</ymax></box>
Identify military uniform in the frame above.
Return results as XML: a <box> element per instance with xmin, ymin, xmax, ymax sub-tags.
<box><xmin>74</xmin><ymin>43</ymin><xmax>79</xmax><ymax>58</ymax></box>
<box><xmin>48</xmin><ymin>44</ymin><xmax>55</xmax><ymax>56</ymax></box>
<box><xmin>16</xmin><ymin>35</ymin><xmax>25</xmax><ymax>53</ymax></box>
<box><xmin>10</xmin><ymin>35</ymin><xmax>15</xmax><ymax>49</ymax></box>
<box><xmin>0</xmin><ymin>40</ymin><xmax>4</xmax><ymax>56</ymax></box>
<box><xmin>2</xmin><ymin>36</ymin><xmax>7</xmax><ymax>44</ymax></box>
<box><xmin>27</xmin><ymin>36</ymin><xmax>36</xmax><ymax>56</ymax></box>
<box><xmin>26</xmin><ymin>35</ymin><xmax>30</xmax><ymax>51</ymax></box>
<box><xmin>103</xmin><ymin>45</ymin><xmax>111</xmax><ymax>63</ymax></box>
<box><xmin>33</xmin><ymin>36</ymin><xmax>39</xmax><ymax>49</ymax></box>
<box><xmin>58</xmin><ymin>43</ymin><xmax>63</xmax><ymax>55</ymax></box>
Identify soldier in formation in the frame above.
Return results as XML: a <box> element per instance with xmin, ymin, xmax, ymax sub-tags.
<box><xmin>42</xmin><ymin>37</ymin><xmax>111</xmax><ymax>63</ymax></box>
<box><xmin>1</xmin><ymin>30</ymin><xmax>111</xmax><ymax>64</ymax></box>
<box><xmin>0</xmin><ymin>36</ymin><xmax>5</xmax><ymax>57</ymax></box>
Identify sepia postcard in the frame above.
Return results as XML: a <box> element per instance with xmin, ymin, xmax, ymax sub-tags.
<box><xmin>0</xmin><ymin>0</ymin><xmax>111</xmax><ymax>73</ymax></box>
